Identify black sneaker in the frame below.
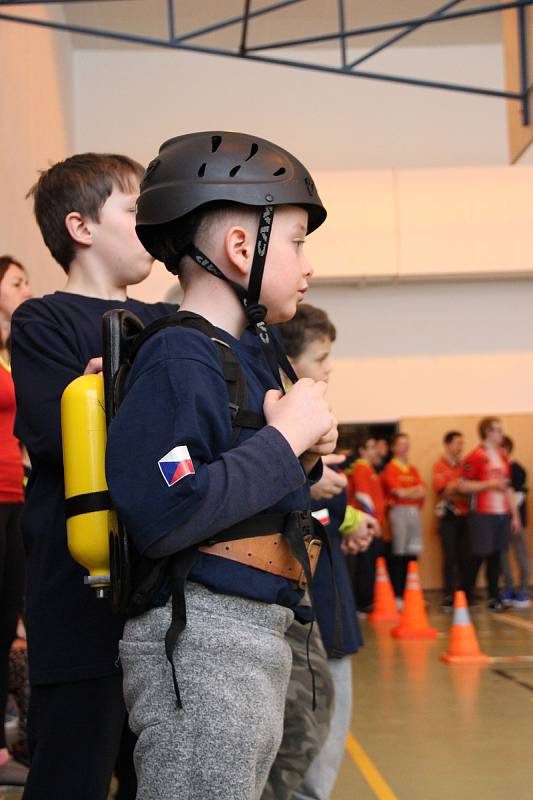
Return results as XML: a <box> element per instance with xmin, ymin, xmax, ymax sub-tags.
<box><xmin>487</xmin><ymin>598</ymin><xmax>505</xmax><ymax>612</ymax></box>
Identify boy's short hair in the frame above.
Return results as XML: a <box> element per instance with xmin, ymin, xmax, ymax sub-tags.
<box><xmin>478</xmin><ymin>416</ymin><xmax>501</xmax><ymax>440</ymax></box>
<box><xmin>150</xmin><ymin>201</ymin><xmax>259</xmax><ymax>283</ymax></box>
<box><xmin>27</xmin><ymin>153</ymin><xmax>144</xmax><ymax>273</ymax></box>
<box><xmin>278</xmin><ymin>303</ymin><xmax>336</xmax><ymax>359</ymax></box>
<box><xmin>355</xmin><ymin>432</ymin><xmax>375</xmax><ymax>457</ymax></box>
<box><xmin>502</xmin><ymin>435</ymin><xmax>514</xmax><ymax>453</ymax></box>
<box><xmin>443</xmin><ymin>430</ymin><xmax>462</xmax><ymax>445</ymax></box>
<box><xmin>390</xmin><ymin>432</ymin><xmax>408</xmax><ymax>448</ymax></box>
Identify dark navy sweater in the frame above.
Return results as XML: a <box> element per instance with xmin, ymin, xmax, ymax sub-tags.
<box><xmin>311</xmin><ymin>490</ymin><xmax>362</xmax><ymax>657</ymax></box>
<box><xmin>11</xmin><ymin>292</ymin><xmax>175</xmax><ymax>685</ymax></box>
<box><xmin>105</xmin><ymin>324</ymin><xmax>314</xmax><ymax>612</ymax></box>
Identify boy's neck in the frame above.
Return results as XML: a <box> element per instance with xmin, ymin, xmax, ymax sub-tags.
<box><xmin>180</xmin><ymin>282</ymin><xmax>248</xmax><ymax>339</ymax></box>
<box><xmin>62</xmin><ymin>260</ymin><xmax>128</xmax><ymax>301</ymax></box>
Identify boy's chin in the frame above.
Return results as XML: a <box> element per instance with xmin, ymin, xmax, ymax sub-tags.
<box><xmin>125</xmin><ymin>261</ymin><xmax>154</xmax><ymax>286</ymax></box>
<box><xmin>266</xmin><ymin>301</ymin><xmax>298</xmax><ymax>325</ymax></box>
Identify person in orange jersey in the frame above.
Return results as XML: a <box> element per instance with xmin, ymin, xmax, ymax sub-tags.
<box><xmin>461</xmin><ymin>417</ymin><xmax>520</xmax><ymax>611</ymax></box>
<box><xmin>433</xmin><ymin>431</ymin><xmax>470</xmax><ymax>611</ymax></box>
<box><xmin>350</xmin><ymin>434</ymin><xmax>384</xmax><ymax>612</ymax></box>
<box><xmin>381</xmin><ymin>433</ymin><xmax>426</xmax><ymax>603</ymax></box>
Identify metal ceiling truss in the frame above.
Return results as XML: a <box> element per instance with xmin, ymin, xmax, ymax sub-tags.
<box><xmin>1</xmin><ymin>0</ymin><xmax>532</xmax><ymax>123</ymax></box>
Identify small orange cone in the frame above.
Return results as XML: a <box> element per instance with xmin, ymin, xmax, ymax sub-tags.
<box><xmin>391</xmin><ymin>561</ymin><xmax>437</xmax><ymax>640</ymax></box>
<box><xmin>368</xmin><ymin>558</ymin><xmax>399</xmax><ymax>622</ymax></box>
<box><xmin>441</xmin><ymin>591</ymin><xmax>491</xmax><ymax>664</ymax></box>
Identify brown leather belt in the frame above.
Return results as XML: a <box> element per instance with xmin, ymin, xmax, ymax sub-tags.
<box><xmin>198</xmin><ymin>532</ymin><xmax>322</xmax><ymax>589</ymax></box>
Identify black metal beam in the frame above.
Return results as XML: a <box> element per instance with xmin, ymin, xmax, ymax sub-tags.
<box><xmin>172</xmin><ymin>0</ymin><xmax>305</xmax><ymax>45</ymax></box>
<box><xmin>337</xmin><ymin>0</ymin><xmax>347</xmax><ymax>69</ymax></box>
<box><xmin>518</xmin><ymin>3</ymin><xmax>530</xmax><ymax>124</ymax></box>
<box><xmin>347</xmin><ymin>0</ymin><xmax>465</xmax><ymax>70</ymax></box>
<box><xmin>239</xmin><ymin>0</ymin><xmax>252</xmax><ymax>56</ymax></box>
<box><xmin>0</xmin><ymin>9</ymin><xmax>523</xmax><ymax>104</ymax></box>
<box><xmin>167</xmin><ymin>0</ymin><xmax>175</xmax><ymax>42</ymax></box>
<box><xmin>246</xmin><ymin>1</ymin><xmax>533</xmax><ymax>53</ymax></box>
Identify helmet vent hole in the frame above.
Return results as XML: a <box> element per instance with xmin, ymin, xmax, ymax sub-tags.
<box><xmin>198</xmin><ymin>163</ymin><xmax>206</xmax><ymax>177</ymax></box>
<box><xmin>273</xmin><ymin>167</ymin><xmax>286</xmax><ymax>176</ymax></box>
<box><xmin>245</xmin><ymin>143</ymin><xmax>259</xmax><ymax>161</ymax></box>
<box><xmin>211</xmin><ymin>135</ymin><xmax>222</xmax><ymax>152</ymax></box>
<box><xmin>229</xmin><ymin>165</ymin><xmax>241</xmax><ymax>177</ymax></box>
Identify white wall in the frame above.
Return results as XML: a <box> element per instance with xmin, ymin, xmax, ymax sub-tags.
<box><xmin>72</xmin><ymin>43</ymin><xmax>508</xmax><ymax>169</ymax></box>
<box><xmin>307</xmin><ymin>280</ymin><xmax>533</xmax><ymax>422</ymax></box>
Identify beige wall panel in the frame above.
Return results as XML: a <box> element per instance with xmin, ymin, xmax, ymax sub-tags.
<box><xmin>401</xmin><ymin>413</ymin><xmax>533</xmax><ymax>590</ymax></box>
<box><xmin>303</xmin><ymin>171</ymin><xmax>397</xmax><ymax>280</ymax></box>
<box><xmin>329</xmin><ymin>351</ymin><xmax>533</xmax><ymax>424</ymax></box>
<box><xmin>0</xmin><ymin>7</ymin><xmax>73</xmax><ymax>297</ymax></box>
<box><xmin>397</xmin><ymin>166</ymin><xmax>533</xmax><ymax>276</ymax></box>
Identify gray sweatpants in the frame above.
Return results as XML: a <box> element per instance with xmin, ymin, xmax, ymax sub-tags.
<box><xmin>292</xmin><ymin>656</ymin><xmax>353</xmax><ymax>800</ymax></box>
<box><xmin>119</xmin><ymin>582</ymin><xmax>294</xmax><ymax>800</ymax></box>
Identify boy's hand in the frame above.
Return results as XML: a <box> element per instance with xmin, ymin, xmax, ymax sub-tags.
<box><xmin>84</xmin><ymin>356</ymin><xmax>103</xmax><ymax>375</ymax></box>
<box><xmin>263</xmin><ymin>379</ymin><xmax>335</xmax><ymax>457</ymax></box>
<box><xmin>310</xmin><ymin>460</ymin><xmax>347</xmax><ymax>500</ymax></box>
<box><xmin>305</xmin><ymin>420</ymin><xmax>339</xmax><ymax>457</ymax></box>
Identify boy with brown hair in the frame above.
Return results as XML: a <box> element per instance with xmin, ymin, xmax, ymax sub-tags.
<box><xmin>10</xmin><ymin>153</ymin><xmax>174</xmax><ymax>799</ymax></box>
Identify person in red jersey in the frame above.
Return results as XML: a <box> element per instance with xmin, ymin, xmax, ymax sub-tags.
<box><xmin>348</xmin><ymin>435</ymin><xmax>384</xmax><ymax>612</ymax></box>
<box><xmin>461</xmin><ymin>417</ymin><xmax>520</xmax><ymax>611</ymax></box>
<box><xmin>0</xmin><ymin>256</ymin><xmax>32</xmax><ymax>787</ymax></box>
<box><xmin>381</xmin><ymin>433</ymin><xmax>426</xmax><ymax>602</ymax></box>
<box><xmin>433</xmin><ymin>431</ymin><xmax>470</xmax><ymax>611</ymax></box>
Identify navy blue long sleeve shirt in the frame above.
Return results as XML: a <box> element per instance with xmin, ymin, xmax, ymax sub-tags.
<box><xmin>105</xmin><ymin>324</ymin><xmax>315</xmax><ymax>612</ymax></box>
<box><xmin>11</xmin><ymin>292</ymin><xmax>175</xmax><ymax>685</ymax></box>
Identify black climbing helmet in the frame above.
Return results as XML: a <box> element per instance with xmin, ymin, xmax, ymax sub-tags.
<box><xmin>135</xmin><ymin>131</ymin><xmax>327</xmax><ymax>325</ymax></box>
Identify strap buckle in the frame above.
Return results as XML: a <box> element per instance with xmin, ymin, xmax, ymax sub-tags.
<box><xmin>296</xmin><ymin>537</ymin><xmax>322</xmax><ymax>589</ymax></box>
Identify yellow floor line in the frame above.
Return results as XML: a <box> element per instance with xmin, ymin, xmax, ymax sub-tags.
<box><xmin>491</xmin><ymin>614</ymin><xmax>533</xmax><ymax>633</ymax></box>
<box><xmin>346</xmin><ymin>732</ymin><xmax>399</xmax><ymax>800</ymax></box>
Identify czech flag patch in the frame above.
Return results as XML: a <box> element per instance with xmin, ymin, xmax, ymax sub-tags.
<box><xmin>312</xmin><ymin>508</ymin><xmax>331</xmax><ymax>527</ymax></box>
<box><xmin>158</xmin><ymin>445</ymin><xmax>195</xmax><ymax>487</ymax></box>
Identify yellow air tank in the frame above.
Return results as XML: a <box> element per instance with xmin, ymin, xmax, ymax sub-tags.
<box><xmin>61</xmin><ymin>374</ymin><xmax>116</xmax><ymax>598</ymax></box>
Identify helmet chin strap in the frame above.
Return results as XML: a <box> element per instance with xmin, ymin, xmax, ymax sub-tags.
<box><xmin>176</xmin><ymin>205</ymin><xmax>274</xmax><ymax>329</ymax></box>
<box><xmin>169</xmin><ymin>205</ymin><xmax>297</xmax><ymax>389</ymax></box>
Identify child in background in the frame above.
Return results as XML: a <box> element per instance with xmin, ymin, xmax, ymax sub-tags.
<box><xmin>272</xmin><ymin>303</ymin><xmax>371</xmax><ymax>800</ymax></box>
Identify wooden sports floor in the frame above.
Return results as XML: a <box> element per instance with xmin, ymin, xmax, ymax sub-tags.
<box><xmin>332</xmin><ymin>598</ymin><xmax>533</xmax><ymax>800</ymax></box>
<box><xmin>2</xmin><ymin>597</ymin><xmax>532</xmax><ymax>800</ymax></box>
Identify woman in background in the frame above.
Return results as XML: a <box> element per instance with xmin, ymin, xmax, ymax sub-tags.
<box><xmin>0</xmin><ymin>255</ymin><xmax>31</xmax><ymax>786</ymax></box>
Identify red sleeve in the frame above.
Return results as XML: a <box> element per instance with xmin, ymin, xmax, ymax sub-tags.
<box><xmin>462</xmin><ymin>449</ymin><xmax>482</xmax><ymax>480</ymax></box>
<box><xmin>411</xmin><ymin>466</ymin><xmax>425</xmax><ymax>487</ymax></box>
<box><xmin>353</xmin><ymin>463</ymin><xmax>373</xmax><ymax>495</ymax></box>
<box><xmin>433</xmin><ymin>461</ymin><xmax>448</xmax><ymax>494</ymax></box>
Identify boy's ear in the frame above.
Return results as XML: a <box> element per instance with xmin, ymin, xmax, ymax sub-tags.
<box><xmin>224</xmin><ymin>225</ymin><xmax>252</xmax><ymax>276</ymax></box>
<box><xmin>64</xmin><ymin>211</ymin><xmax>93</xmax><ymax>247</ymax></box>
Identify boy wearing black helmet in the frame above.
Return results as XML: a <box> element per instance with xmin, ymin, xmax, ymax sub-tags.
<box><xmin>105</xmin><ymin>132</ymin><xmax>335</xmax><ymax>799</ymax></box>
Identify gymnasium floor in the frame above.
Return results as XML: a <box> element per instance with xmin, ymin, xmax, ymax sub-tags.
<box><xmin>2</xmin><ymin>597</ymin><xmax>532</xmax><ymax>800</ymax></box>
<box><xmin>332</xmin><ymin>597</ymin><xmax>533</xmax><ymax>800</ymax></box>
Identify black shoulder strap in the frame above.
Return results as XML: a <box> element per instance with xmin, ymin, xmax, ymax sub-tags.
<box><xmin>103</xmin><ymin>309</ymin><xmax>265</xmax><ymax>439</ymax></box>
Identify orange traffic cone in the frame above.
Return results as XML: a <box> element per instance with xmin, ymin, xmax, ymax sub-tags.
<box><xmin>368</xmin><ymin>558</ymin><xmax>400</xmax><ymax>622</ymax></box>
<box><xmin>391</xmin><ymin>561</ymin><xmax>437</xmax><ymax>639</ymax></box>
<box><xmin>441</xmin><ymin>591</ymin><xmax>491</xmax><ymax>664</ymax></box>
